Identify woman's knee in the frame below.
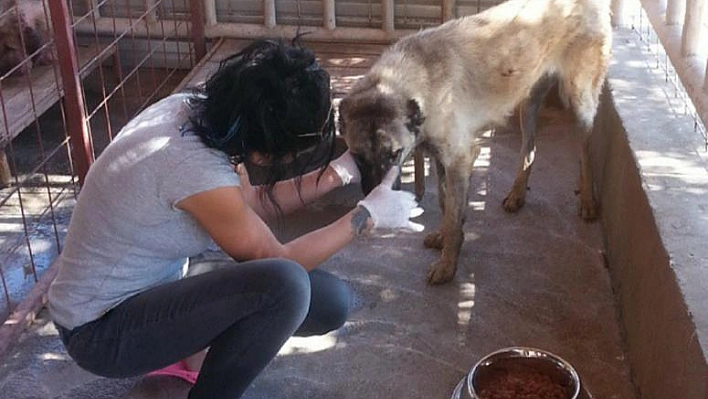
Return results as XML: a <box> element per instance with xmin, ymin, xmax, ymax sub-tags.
<box><xmin>257</xmin><ymin>258</ymin><xmax>311</xmax><ymax>318</ymax></box>
<box><xmin>318</xmin><ymin>276</ymin><xmax>351</xmax><ymax>330</ymax></box>
<box><xmin>297</xmin><ymin>270</ymin><xmax>352</xmax><ymax>336</ymax></box>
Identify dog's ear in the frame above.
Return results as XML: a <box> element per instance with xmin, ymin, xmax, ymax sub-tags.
<box><xmin>405</xmin><ymin>99</ymin><xmax>424</xmax><ymax>136</ymax></box>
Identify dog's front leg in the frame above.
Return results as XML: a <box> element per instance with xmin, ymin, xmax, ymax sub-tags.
<box><xmin>413</xmin><ymin>148</ymin><xmax>426</xmax><ymax>201</ymax></box>
<box><xmin>424</xmin><ymin>156</ymin><xmax>446</xmax><ymax>250</ymax></box>
<box><xmin>427</xmin><ymin>151</ymin><xmax>477</xmax><ymax>285</ymax></box>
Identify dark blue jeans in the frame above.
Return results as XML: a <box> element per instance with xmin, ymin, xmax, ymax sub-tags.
<box><xmin>55</xmin><ymin>258</ymin><xmax>351</xmax><ymax>399</ymax></box>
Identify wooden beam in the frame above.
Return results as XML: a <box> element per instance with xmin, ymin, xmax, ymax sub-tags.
<box><xmin>442</xmin><ymin>0</ymin><xmax>456</xmax><ymax>22</ymax></box>
<box><xmin>323</xmin><ymin>0</ymin><xmax>336</xmax><ymax>30</ymax></box>
<box><xmin>383</xmin><ymin>0</ymin><xmax>395</xmax><ymax>33</ymax></box>
<box><xmin>264</xmin><ymin>0</ymin><xmax>276</xmax><ymax>28</ymax></box>
<box><xmin>0</xmin><ymin>259</ymin><xmax>60</xmax><ymax>360</ymax></box>
<box><xmin>206</xmin><ymin>23</ymin><xmax>411</xmax><ymax>44</ymax></box>
<box><xmin>0</xmin><ymin>152</ymin><xmax>11</xmax><ymax>187</ymax></box>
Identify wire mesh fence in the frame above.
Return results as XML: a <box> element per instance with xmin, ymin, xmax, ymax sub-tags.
<box><xmin>629</xmin><ymin>0</ymin><xmax>708</xmax><ymax>150</ymax></box>
<box><xmin>0</xmin><ymin>0</ymin><xmax>198</xmax><ymax>325</ymax></box>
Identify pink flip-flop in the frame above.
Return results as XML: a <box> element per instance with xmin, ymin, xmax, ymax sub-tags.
<box><xmin>146</xmin><ymin>360</ymin><xmax>199</xmax><ymax>384</ymax></box>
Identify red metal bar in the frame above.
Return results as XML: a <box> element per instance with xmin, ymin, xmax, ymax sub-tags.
<box><xmin>190</xmin><ymin>0</ymin><xmax>207</xmax><ymax>61</ymax></box>
<box><xmin>48</xmin><ymin>0</ymin><xmax>93</xmax><ymax>185</ymax></box>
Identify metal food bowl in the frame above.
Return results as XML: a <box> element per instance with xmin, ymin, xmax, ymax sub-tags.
<box><xmin>452</xmin><ymin>347</ymin><xmax>584</xmax><ymax>399</ymax></box>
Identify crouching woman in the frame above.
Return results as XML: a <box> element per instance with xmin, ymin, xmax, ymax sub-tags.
<box><xmin>47</xmin><ymin>39</ymin><xmax>417</xmax><ymax>399</ymax></box>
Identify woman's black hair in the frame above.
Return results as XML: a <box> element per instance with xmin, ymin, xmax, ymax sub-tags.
<box><xmin>187</xmin><ymin>37</ymin><xmax>335</xmax><ymax>214</ymax></box>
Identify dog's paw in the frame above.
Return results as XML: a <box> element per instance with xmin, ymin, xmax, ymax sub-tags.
<box><xmin>426</xmin><ymin>261</ymin><xmax>456</xmax><ymax>285</ymax></box>
<box><xmin>423</xmin><ymin>231</ymin><xmax>444</xmax><ymax>249</ymax></box>
<box><xmin>502</xmin><ymin>194</ymin><xmax>525</xmax><ymax>213</ymax></box>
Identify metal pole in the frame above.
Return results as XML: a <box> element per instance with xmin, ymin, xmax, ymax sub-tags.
<box><xmin>189</xmin><ymin>0</ymin><xmax>207</xmax><ymax>60</ymax></box>
<box><xmin>48</xmin><ymin>0</ymin><xmax>93</xmax><ymax>185</ymax></box>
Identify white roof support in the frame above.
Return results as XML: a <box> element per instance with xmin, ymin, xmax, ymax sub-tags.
<box><xmin>264</xmin><ymin>0</ymin><xmax>276</xmax><ymax>29</ymax></box>
<box><xmin>666</xmin><ymin>0</ymin><xmax>686</xmax><ymax>24</ymax></box>
<box><xmin>681</xmin><ymin>0</ymin><xmax>707</xmax><ymax>56</ymax></box>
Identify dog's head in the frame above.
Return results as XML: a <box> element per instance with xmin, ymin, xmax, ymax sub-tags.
<box><xmin>338</xmin><ymin>87</ymin><xmax>424</xmax><ymax>194</ymax></box>
<box><xmin>0</xmin><ymin>22</ymin><xmax>28</xmax><ymax>76</ymax></box>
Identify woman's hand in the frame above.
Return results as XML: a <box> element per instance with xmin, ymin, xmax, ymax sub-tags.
<box><xmin>177</xmin><ymin>184</ymin><xmax>370</xmax><ymax>271</ymax></box>
<box><xmin>177</xmin><ymin>166</ymin><xmax>420</xmax><ymax>272</ymax></box>
<box><xmin>357</xmin><ymin>167</ymin><xmax>422</xmax><ymax>231</ymax></box>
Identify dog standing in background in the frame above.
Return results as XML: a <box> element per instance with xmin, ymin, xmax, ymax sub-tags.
<box><xmin>0</xmin><ymin>0</ymin><xmax>53</xmax><ymax>77</ymax></box>
<box><xmin>338</xmin><ymin>0</ymin><xmax>612</xmax><ymax>285</ymax></box>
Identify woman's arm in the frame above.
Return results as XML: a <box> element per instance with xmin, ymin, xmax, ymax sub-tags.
<box><xmin>176</xmin><ymin>186</ymin><xmax>372</xmax><ymax>271</ymax></box>
<box><xmin>238</xmin><ymin>163</ymin><xmax>344</xmax><ymax>219</ymax></box>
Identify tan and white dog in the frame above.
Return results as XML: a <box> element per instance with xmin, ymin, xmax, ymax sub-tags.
<box><xmin>338</xmin><ymin>0</ymin><xmax>612</xmax><ymax>285</ymax></box>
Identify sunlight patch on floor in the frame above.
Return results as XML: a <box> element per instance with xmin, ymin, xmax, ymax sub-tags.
<box><xmin>457</xmin><ymin>279</ymin><xmax>476</xmax><ymax>327</ymax></box>
<box><xmin>279</xmin><ymin>333</ymin><xmax>339</xmax><ymax>355</ymax></box>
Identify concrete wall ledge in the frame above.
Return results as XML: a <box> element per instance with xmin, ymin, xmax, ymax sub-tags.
<box><xmin>594</xmin><ymin>27</ymin><xmax>708</xmax><ymax>399</ymax></box>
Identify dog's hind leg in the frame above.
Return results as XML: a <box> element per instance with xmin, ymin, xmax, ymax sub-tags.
<box><xmin>427</xmin><ymin>148</ymin><xmax>479</xmax><ymax>285</ymax></box>
<box><xmin>563</xmin><ymin>42</ymin><xmax>610</xmax><ymax>220</ymax></box>
<box><xmin>503</xmin><ymin>75</ymin><xmax>556</xmax><ymax>213</ymax></box>
<box><xmin>570</xmin><ymin>87</ymin><xmax>600</xmax><ymax>220</ymax></box>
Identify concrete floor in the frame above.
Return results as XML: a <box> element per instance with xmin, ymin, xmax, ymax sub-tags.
<box><xmin>0</xmin><ymin>104</ymin><xmax>637</xmax><ymax>398</ymax></box>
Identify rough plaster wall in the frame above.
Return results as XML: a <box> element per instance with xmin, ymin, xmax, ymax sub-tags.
<box><xmin>592</xmin><ymin>86</ymin><xmax>707</xmax><ymax>399</ymax></box>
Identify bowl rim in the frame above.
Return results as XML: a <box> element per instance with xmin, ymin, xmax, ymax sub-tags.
<box><xmin>466</xmin><ymin>346</ymin><xmax>581</xmax><ymax>399</ymax></box>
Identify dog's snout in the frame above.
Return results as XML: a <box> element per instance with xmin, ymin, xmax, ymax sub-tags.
<box><xmin>352</xmin><ymin>154</ymin><xmax>377</xmax><ymax>195</ymax></box>
<box><xmin>360</xmin><ymin>174</ymin><xmax>378</xmax><ymax>195</ymax></box>
<box><xmin>353</xmin><ymin>151</ymin><xmax>403</xmax><ymax>195</ymax></box>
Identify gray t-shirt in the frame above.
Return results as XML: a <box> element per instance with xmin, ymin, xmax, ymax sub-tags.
<box><xmin>48</xmin><ymin>93</ymin><xmax>240</xmax><ymax>330</ymax></box>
